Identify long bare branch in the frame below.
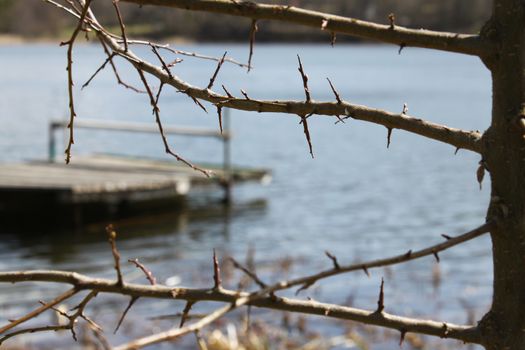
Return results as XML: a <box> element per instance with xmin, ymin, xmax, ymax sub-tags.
<box><xmin>44</xmin><ymin>2</ymin><xmax>484</xmax><ymax>154</ymax></box>
<box><xmin>0</xmin><ymin>270</ymin><xmax>481</xmax><ymax>344</ymax></box>
<box><xmin>120</xmin><ymin>0</ymin><xmax>491</xmax><ymax>57</ymax></box>
<box><xmin>270</xmin><ymin>221</ymin><xmax>494</xmax><ymax>295</ymax></box>
<box><xmin>99</xmin><ymin>33</ymin><xmax>483</xmax><ymax>153</ymax></box>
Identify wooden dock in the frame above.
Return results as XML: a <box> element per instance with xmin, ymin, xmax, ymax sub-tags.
<box><xmin>0</xmin><ymin>117</ymin><xmax>270</xmax><ymax>226</ymax></box>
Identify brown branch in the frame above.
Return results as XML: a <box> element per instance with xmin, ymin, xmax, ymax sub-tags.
<box><xmin>82</xmin><ymin>52</ymin><xmax>115</xmax><ymax>89</ymax></box>
<box><xmin>387</xmin><ymin>127</ymin><xmax>393</xmax><ymax>148</ymax></box>
<box><xmin>60</xmin><ymin>0</ymin><xmax>92</xmax><ymax>164</ymax></box>
<box><xmin>62</xmin><ymin>10</ymin><xmax>482</xmax><ymax>154</ymax></box>
<box><xmin>376</xmin><ymin>278</ymin><xmax>385</xmax><ymax>313</ymax></box>
<box><xmin>106</xmin><ymin>224</ymin><xmax>124</xmax><ymax>286</ymax></box>
<box><xmin>118</xmin><ymin>39</ymin><xmax>249</xmax><ymax>68</ymax></box>
<box><xmin>114</xmin><ymin>296</ymin><xmax>139</xmax><ymax>333</ymax></box>
<box><xmin>297</xmin><ymin>55</ymin><xmax>311</xmax><ymax>102</ymax></box>
<box><xmin>300</xmin><ymin>115</ymin><xmax>314</xmax><ymax>158</ymax></box>
<box><xmin>180</xmin><ymin>301</ymin><xmax>195</xmax><ymax>328</ymax></box>
<box><xmin>128</xmin><ymin>258</ymin><xmax>157</xmax><ymax>285</ymax></box>
<box><xmin>213</xmin><ymin>249</ymin><xmax>222</xmax><ymax>289</ymax></box>
<box><xmin>267</xmin><ymin>221</ymin><xmax>493</xmax><ymax>296</ymax></box>
<box><xmin>112</xmin><ymin>0</ymin><xmax>128</xmax><ymax>51</ymax></box>
<box><xmin>0</xmin><ymin>325</ymin><xmax>70</xmax><ymax>345</ymax></box>
<box><xmin>326</xmin><ymin>78</ymin><xmax>342</xmax><ymax>104</ymax></box>
<box><xmin>151</xmin><ymin>46</ymin><xmax>173</xmax><ymax>78</ymax></box>
<box><xmin>119</xmin><ymin>0</ymin><xmax>491</xmax><ymax>57</ymax></box>
<box><xmin>229</xmin><ymin>257</ymin><xmax>267</xmax><ymax>289</ymax></box>
<box><xmin>207</xmin><ymin>51</ymin><xmax>227</xmax><ymax>90</ymax></box>
<box><xmin>95</xmin><ymin>31</ymin><xmax>483</xmax><ymax>153</ymax></box>
<box><xmin>216</xmin><ymin>105</ymin><xmax>223</xmax><ymax>134</ymax></box>
<box><xmin>136</xmin><ymin>68</ymin><xmax>212</xmax><ymax>177</ymax></box>
<box><xmin>98</xmin><ymin>37</ymin><xmax>145</xmax><ymax>93</ymax></box>
<box><xmin>325</xmin><ymin>251</ymin><xmax>340</xmax><ymax>270</ymax></box>
<box><xmin>0</xmin><ymin>288</ymin><xmax>77</xmax><ymax>335</ymax></box>
<box><xmin>248</xmin><ymin>19</ymin><xmax>258</xmax><ymax>72</ymax></box>
<box><xmin>0</xmin><ymin>271</ymin><xmax>482</xmax><ymax>345</ymax></box>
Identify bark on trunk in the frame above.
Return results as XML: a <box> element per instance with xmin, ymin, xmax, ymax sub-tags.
<box><xmin>479</xmin><ymin>0</ymin><xmax>525</xmax><ymax>348</ymax></box>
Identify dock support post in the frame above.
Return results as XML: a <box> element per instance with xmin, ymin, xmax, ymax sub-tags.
<box><xmin>222</xmin><ymin>108</ymin><xmax>232</xmax><ymax>204</ymax></box>
<box><xmin>48</xmin><ymin>122</ymin><xmax>57</xmax><ymax>163</ymax></box>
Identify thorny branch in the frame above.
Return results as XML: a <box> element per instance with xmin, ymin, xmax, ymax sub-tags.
<box><xmin>106</xmin><ymin>224</ymin><xmax>124</xmax><ymax>286</ymax></box>
<box><xmin>61</xmin><ymin>0</ymin><xmax>92</xmax><ymax>164</ymax></box>
<box><xmin>135</xmin><ymin>67</ymin><xmax>212</xmax><ymax>177</ymax></box>
<box><xmin>47</xmin><ymin>1</ymin><xmax>484</xmax><ymax>154</ymax></box>
<box><xmin>119</xmin><ymin>0</ymin><xmax>492</xmax><ymax>57</ymax></box>
<box><xmin>0</xmin><ymin>222</ymin><xmax>492</xmax><ymax>347</ymax></box>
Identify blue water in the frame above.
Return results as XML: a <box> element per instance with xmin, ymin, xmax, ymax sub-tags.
<box><xmin>0</xmin><ymin>43</ymin><xmax>491</xmax><ymax>349</ymax></box>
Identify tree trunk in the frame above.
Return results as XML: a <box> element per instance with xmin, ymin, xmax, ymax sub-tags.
<box><xmin>480</xmin><ymin>0</ymin><xmax>525</xmax><ymax>348</ymax></box>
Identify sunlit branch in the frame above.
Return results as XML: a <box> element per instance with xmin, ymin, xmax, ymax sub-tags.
<box><xmin>0</xmin><ymin>270</ymin><xmax>481</xmax><ymax>344</ymax></box>
<box><xmin>120</xmin><ymin>0</ymin><xmax>491</xmax><ymax>56</ymax></box>
<box><xmin>100</xmin><ymin>31</ymin><xmax>484</xmax><ymax>154</ymax></box>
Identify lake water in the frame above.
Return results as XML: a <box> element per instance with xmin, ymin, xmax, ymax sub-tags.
<box><xmin>0</xmin><ymin>43</ymin><xmax>492</xmax><ymax>349</ymax></box>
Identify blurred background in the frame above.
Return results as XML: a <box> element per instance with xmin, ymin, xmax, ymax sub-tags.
<box><xmin>0</xmin><ymin>0</ymin><xmax>491</xmax><ymax>42</ymax></box>
<box><xmin>0</xmin><ymin>1</ymin><xmax>493</xmax><ymax>349</ymax></box>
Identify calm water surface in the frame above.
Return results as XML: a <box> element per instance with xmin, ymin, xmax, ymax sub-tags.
<box><xmin>0</xmin><ymin>43</ymin><xmax>491</xmax><ymax>349</ymax></box>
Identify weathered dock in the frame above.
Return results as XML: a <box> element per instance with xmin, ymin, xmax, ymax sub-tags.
<box><xmin>0</xmin><ymin>118</ymin><xmax>270</xmax><ymax>226</ymax></box>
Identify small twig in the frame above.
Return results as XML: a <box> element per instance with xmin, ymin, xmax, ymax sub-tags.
<box><xmin>98</xmin><ymin>37</ymin><xmax>145</xmax><ymax>93</ymax></box>
<box><xmin>0</xmin><ymin>288</ymin><xmax>77</xmax><ymax>335</ymax></box>
<box><xmin>300</xmin><ymin>115</ymin><xmax>314</xmax><ymax>158</ymax></box>
<box><xmin>326</xmin><ymin>78</ymin><xmax>342</xmax><ymax>104</ymax></box>
<box><xmin>151</xmin><ymin>46</ymin><xmax>173</xmax><ymax>78</ymax></box>
<box><xmin>398</xmin><ymin>43</ymin><xmax>406</xmax><ymax>54</ymax></box>
<box><xmin>180</xmin><ymin>301</ymin><xmax>195</xmax><ymax>328</ymax></box>
<box><xmin>400</xmin><ymin>329</ymin><xmax>407</xmax><ymax>346</ymax></box>
<box><xmin>297</xmin><ymin>55</ymin><xmax>311</xmax><ymax>102</ymax></box>
<box><xmin>207</xmin><ymin>51</ymin><xmax>227</xmax><ymax>90</ymax></box>
<box><xmin>128</xmin><ymin>258</ymin><xmax>157</xmax><ymax>285</ymax></box>
<box><xmin>217</xmin><ymin>105</ymin><xmax>223</xmax><ymax>134</ymax></box>
<box><xmin>222</xmin><ymin>85</ymin><xmax>234</xmax><ymax>98</ymax></box>
<box><xmin>61</xmin><ymin>0</ymin><xmax>93</xmax><ymax>164</ymax></box>
<box><xmin>247</xmin><ymin>19</ymin><xmax>258</xmax><ymax>72</ymax></box>
<box><xmin>362</xmin><ymin>266</ymin><xmax>370</xmax><ymax>277</ymax></box>
<box><xmin>0</xmin><ymin>325</ymin><xmax>70</xmax><ymax>345</ymax></box>
<box><xmin>213</xmin><ymin>249</ymin><xmax>222</xmax><ymax>289</ymax></box>
<box><xmin>330</xmin><ymin>31</ymin><xmax>337</xmax><ymax>46</ymax></box>
<box><xmin>386</xmin><ymin>127</ymin><xmax>393</xmax><ymax>148</ymax></box>
<box><xmin>240</xmin><ymin>89</ymin><xmax>250</xmax><ymax>100</ymax></box>
<box><xmin>402</xmin><ymin>103</ymin><xmax>408</xmax><ymax>114</ymax></box>
<box><xmin>112</xmin><ymin>0</ymin><xmax>128</xmax><ymax>51</ymax></box>
<box><xmin>114</xmin><ymin>296</ymin><xmax>139</xmax><ymax>333</ymax></box>
<box><xmin>295</xmin><ymin>281</ymin><xmax>315</xmax><ymax>295</ymax></box>
<box><xmin>155</xmin><ymin>82</ymin><xmax>164</xmax><ymax>106</ymax></box>
<box><xmin>376</xmin><ymin>278</ymin><xmax>385</xmax><ymax>313</ymax></box>
<box><xmin>82</xmin><ymin>52</ymin><xmax>115</xmax><ymax>89</ymax></box>
<box><xmin>477</xmin><ymin>160</ymin><xmax>486</xmax><ymax>190</ymax></box>
<box><xmin>325</xmin><ymin>251</ymin><xmax>340</xmax><ymax>270</ymax></box>
<box><xmin>136</xmin><ymin>69</ymin><xmax>211</xmax><ymax>177</ymax></box>
<box><xmin>106</xmin><ymin>224</ymin><xmax>124</xmax><ymax>286</ymax></box>
<box><xmin>229</xmin><ymin>257</ymin><xmax>267</xmax><ymax>288</ymax></box>
<box><xmin>117</xmin><ymin>39</ymin><xmax>249</xmax><ymax>68</ymax></box>
<box><xmin>388</xmin><ymin>13</ymin><xmax>395</xmax><ymax>29</ymax></box>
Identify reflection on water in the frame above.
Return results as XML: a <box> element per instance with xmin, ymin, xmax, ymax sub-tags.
<box><xmin>1</xmin><ymin>197</ymin><xmax>267</xmax><ymax>263</ymax></box>
<box><xmin>0</xmin><ymin>43</ymin><xmax>492</xmax><ymax>349</ymax></box>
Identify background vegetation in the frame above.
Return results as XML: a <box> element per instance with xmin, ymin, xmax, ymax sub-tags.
<box><xmin>0</xmin><ymin>0</ymin><xmax>492</xmax><ymax>41</ymax></box>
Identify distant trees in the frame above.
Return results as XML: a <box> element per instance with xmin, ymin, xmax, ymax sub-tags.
<box><xmin>1</xmin><ymin>0</ymin><xmax>491</xmax><ymax>40</ymax></box>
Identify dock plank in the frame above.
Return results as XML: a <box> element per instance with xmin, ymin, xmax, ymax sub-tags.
<box><xmin>0</xmin><ymin>154</ymin><xmax>270</xmax><ymax>206</ymax></box>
